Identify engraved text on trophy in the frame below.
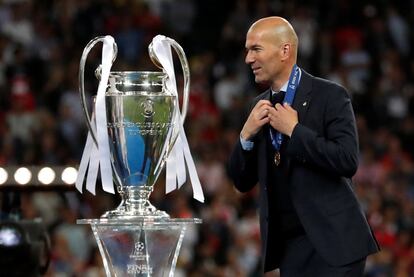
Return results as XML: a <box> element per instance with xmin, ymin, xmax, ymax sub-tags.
<box><xmin>105</xmin><ymin>95</ymin><xmax>176</xmax><ymax>187</ymax></box>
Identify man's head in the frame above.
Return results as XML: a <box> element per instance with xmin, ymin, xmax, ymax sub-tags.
<box><xmin>245</xmin><ymin>16</ymin><xmax>298</xmax><ymax>90</ymax></box>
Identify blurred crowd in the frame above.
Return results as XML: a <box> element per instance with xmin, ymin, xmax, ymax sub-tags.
<box><xmin>0</xmin><ymin>0</ymin><xmax>413</xmax><ymax>276</ymax></box>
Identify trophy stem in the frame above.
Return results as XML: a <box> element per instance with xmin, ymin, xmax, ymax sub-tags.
<box><xmin>102</xmin><ymin>186</ymin><xmax>169</xmax><ymax>219</ymax></box>
<box><xmin>126</xmin><ymin>186</ymin><xmax>155</xmax><ymax>214</ymax></box>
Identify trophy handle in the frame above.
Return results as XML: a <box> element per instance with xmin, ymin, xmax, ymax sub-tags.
<box><xmin>79</xmin><ymin>37</ymin><xmax>126</xmax><ymax>203</ymax></box>
<box><xmin>148</xmin><ymin>37</ymin><xmax>190</xmax><ymax>124</ymax></box>
<box><xmin>79</xmin><ymin>36</ymin><xmax>118</xmax><ymax>145</ymax></box>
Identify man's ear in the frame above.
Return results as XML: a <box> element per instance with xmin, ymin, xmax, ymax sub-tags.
<box><xmin>281</xmin><ymin>43</ymin><xmax>291</xmax><ymax>60</ymax></box>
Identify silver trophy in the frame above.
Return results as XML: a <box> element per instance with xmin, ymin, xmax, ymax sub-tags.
<box><xmin>79</xmin><ymin>36</ymin><xmax>189</xmax><ymax>219</ymax></box>
<box><xmin>77</xmin><ymin>36</ymin><xmax>201</xmax><ymax>276</ymax></box>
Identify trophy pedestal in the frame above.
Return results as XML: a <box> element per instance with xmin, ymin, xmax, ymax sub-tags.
<box><xmin>78</xmin><ymin>218</ymin><xmax>201</xmax><ymax>276</ymax></box>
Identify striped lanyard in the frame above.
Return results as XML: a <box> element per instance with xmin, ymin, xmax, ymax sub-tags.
<box><xmin>269</xmin><ymin>64</ymin><xmax>300</xmax><ymax>152</ymax></box>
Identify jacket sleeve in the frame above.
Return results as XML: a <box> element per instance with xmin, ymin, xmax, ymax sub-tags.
<box><xmin>286</xmin><ymin>85</ymin><xmax>359</xmax><ymax>178</ymax></box>
<box><xmin>227</xmin><ymin>139</ymin><xmax>259</xmax><ymax>192</ymax></box>
<box><xmin>226</xmin><ymin>95</ymin><xmax>264</xmax><ymax>193</ymax></box>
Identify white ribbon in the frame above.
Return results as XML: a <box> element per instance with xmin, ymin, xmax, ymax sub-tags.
<box><xmin>151</xmin><ymin>35</ymin><xmax>204</xmax><ymax>203</ymax></box>
<box><xmin>76</xmin><ymin>35</ymin><xmax>115</xmax><ymax>194</ymax></box>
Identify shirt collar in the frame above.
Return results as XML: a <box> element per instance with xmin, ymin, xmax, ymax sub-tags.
<box><xmin>271</xmin><ymin>67</ymin><xmax>302</xmax><ymax>95</ymax></box>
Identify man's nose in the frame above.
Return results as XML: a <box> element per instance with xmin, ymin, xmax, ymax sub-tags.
<box><xmin>245</xmin><ymin>52</ymin><xmax>253</xmax><ymax>64</ymax></box>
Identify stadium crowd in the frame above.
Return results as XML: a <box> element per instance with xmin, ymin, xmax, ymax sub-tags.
<box><xmin>0</xmin><ymin>0</ymin><xmax>413</xmax><ymax>276</ymax></box>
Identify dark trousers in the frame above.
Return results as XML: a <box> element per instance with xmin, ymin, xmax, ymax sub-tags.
<box><xmin>279</xmin><ymin>235</ymin><xmax>366</xmax><ymax>277</ymax></box>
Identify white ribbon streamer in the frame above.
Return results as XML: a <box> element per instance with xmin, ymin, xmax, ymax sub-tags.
<box><xmin>86</xmin><ymin>136</ymin><xmax>99</xmax><ymax>195</ymax></box>
<box><xmin>151</xmin><ymin>35</ymin><xmax>204</xmax><ymax>203</ymax></box>
<box><xmin>75</xmin><ymin>131</ymin><xmax>93</xmax><ymax>192</ymax></box>
<box><xmin>76</xmin><ymin>35</ymin><xmax>115</xmax><ymax>194</ymax></box>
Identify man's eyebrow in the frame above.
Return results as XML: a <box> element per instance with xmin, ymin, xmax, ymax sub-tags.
<box><xmin>246</xmin><ymin>44</ymin><xmax>261</xmax><ymax>50</ymax></box>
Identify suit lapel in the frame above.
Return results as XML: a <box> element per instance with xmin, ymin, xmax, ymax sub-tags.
<box><xmin>255</xmin><ymin>89</ymin><xmax>271</xmax><ymax>186</ymax></box>
<box><xmin>285</xmin><ymin>70</ymin><xmax>312</xmax><ymax>171</ymax></box>
<box><xmin>292</xmin><ymin>69</ymin><xmax>313</xmax><ymax>124</ymax></box>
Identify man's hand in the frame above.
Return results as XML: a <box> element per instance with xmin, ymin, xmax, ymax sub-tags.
<box><xmin>241</xmin><ymin>100</ymin><xmax>273</xmax><ymax>140</ymax></box>
<box><xmin>268</xmin><ymin>102</ymin><xmax>298</xmax><ymax>137</ymax></box>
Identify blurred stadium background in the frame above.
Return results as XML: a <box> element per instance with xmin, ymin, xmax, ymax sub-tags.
<box><xmin>0</xmin><ymin>0</ymin><xmax>413</xmax><ymax>276</ymax></box>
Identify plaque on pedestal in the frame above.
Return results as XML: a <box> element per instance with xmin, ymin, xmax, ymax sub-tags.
<box><xmin>78</xmin><ymin>218</ymin><xmax>200</xmax><ymax>276</ymax></box>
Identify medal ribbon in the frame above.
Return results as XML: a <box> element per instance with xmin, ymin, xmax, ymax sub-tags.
<box><xmin>269</xmin><ymin>64</ymin><xmax>300</xmax><ymax>152</ymax></box>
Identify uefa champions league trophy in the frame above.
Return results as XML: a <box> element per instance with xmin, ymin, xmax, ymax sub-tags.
<box><xmin>76</xmin><ymin>35</ymin><xmax>203</xmax><ymax>276</ymax></box>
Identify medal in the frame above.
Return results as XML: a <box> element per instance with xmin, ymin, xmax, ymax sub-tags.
<box><xmin>274</xmin><ymin>151</ymin><xmax>281</xmax><ymax>166</ymax></box>
<box><xmin>269</xmin><ymin>65</ymin><xmax>300</xmax><ymax>167</ymax></box>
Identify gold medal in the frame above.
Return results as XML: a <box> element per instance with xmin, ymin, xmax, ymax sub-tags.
<box><xmin>274</xmin><ymin>151</ymin><xmax>281</xmax><ymax>166</ymax></box>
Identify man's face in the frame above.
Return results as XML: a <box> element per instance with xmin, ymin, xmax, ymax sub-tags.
<box><xmin>245</xmin><ymin>28</ymin><xmax>282</xmax><ymax>85</ymax></box>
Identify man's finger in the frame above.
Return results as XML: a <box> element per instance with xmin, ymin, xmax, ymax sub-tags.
<box><xmin>283</xmin><ymin>103</ymin><xmax>295</xmax><ymax>110</ymax></box>
<box><xmin>257</xmin><ymin>99</ymin><xmax>272</xmax><ymax>107</ymax></box>
<box><xmin>274</xmin><ymin>103</ymin><xmax>284</xmax><ymax>110</ymax></box>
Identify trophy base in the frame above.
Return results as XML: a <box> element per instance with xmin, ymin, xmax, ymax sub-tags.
<box><xmin>77</xmin><ymin>217</ymin><xmax>201</xmax><ymax>277</ymax></box>
<box><xmin>101</xmin><ymin>199</ymin><xmax>170</xmax><ymax>220</ymax></box>
<box><xmin>101</xmin><ymin>208</ymin><xmax>170</xmax><ymax>220</ymax></box>
<box><xmin>101</xmin><ymin>186</ymin><xmax>171</xmax><ymax>220</ymax></box>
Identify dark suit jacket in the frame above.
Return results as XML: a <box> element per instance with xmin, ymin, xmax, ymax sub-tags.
<box><xmin>228</xmin><ymin>70</ymin><xmax>379</xmax><ymax>272</ymax></box>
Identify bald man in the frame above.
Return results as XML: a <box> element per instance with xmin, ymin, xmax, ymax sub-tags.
<box><xmin>228</xmin><ymin>17</ymin><xmax>379</xmax><ymax>276</ymax></box>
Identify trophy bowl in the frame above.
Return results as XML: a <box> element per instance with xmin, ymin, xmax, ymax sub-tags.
<box><xmin>104</xmin><ymin>71</ymin><xmax>177</xmax><ymax>219</ymax></box>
